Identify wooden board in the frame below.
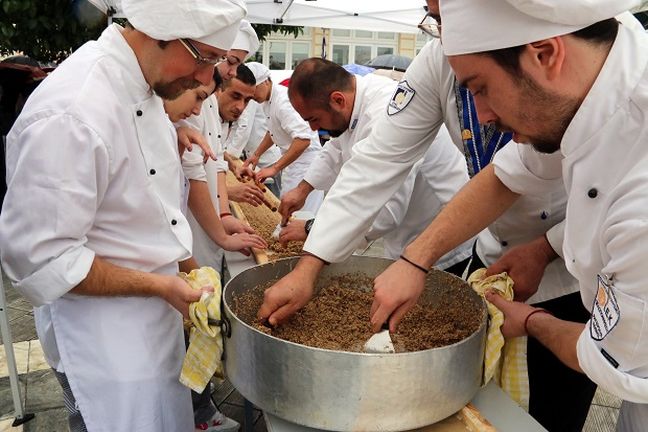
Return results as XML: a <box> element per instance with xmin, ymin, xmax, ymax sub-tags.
<box><xmin>230</xmin><ymin>201</ymin><xmax>269</xmax><ymax>264</ymax></box>
<box><xmin>417</xmin><ymin>404</ymin><xmax>496</xmax><ymax>432</ymax></box>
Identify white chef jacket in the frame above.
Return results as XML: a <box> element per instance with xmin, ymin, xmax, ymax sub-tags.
<box><xmin>226</xmin><ymin>100</ymin><xmax>281</xmax><ymax>168</ymax></box>
<box><xmin>262</xmin><ymin>83</ymin><xmax>324</xmax><ymax>212</ymax></box>
<box><xmin>0</xmin><ymin>24</ymin><xmax>193</xmax><ymax>431</ymax></box>
<box><xmin>304</xmin><ymin>38</ymin><xmax>577</xmax><ymax>304</ymax></box>
<box><xmin>491</xmin><ymin>21</ymin><xmax>648</xmax><ymax>426</ymax></box>
<box><xmin>180</xmin><ymin>95</ymin><xmax>229</xmax><ymax>272</ymax></box>
<box><xmin>367</xmin><ymin>125</ymin><xmax>473</xmax><ymax>269</ymax></box>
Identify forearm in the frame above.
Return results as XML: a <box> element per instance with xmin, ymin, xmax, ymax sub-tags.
<box><xmin>188</xmin><ymin>180</ymin><xmax>228</xmax><ymax>246</ymax></box>
<box><xmin>274</xmin><ymin>139</ymin><xmax>310</xmax><ymax>171</ymax></box>
<box><xmin>404</xmin><ymin>165</ymin><xmax>519</xmax><ymax>267</ymax></box>
<box><xmin>72</xmin><ymin>256</ymin><xmax>172</xmax><ymax>298</ymax></box>
<box><xmin>224</xmin><ymin>151</ymin><xmax>238</xmax><ymax>173</ymax></box>
<box><xmin>179</xmin><ymin>256</ymin><xmax>200</xmax><ymax>273</ymax></box>
<box><xmin>252</xmin><ymin>132</ymin><xmax>273</xmax><ymax>160</ymax></box>
<box><xmin>217</xmin><ymin>172</ymin><xmax>230</xmax><ymax>214</ymax></box>
<box><xmin>527</xmin><ymin>312</ymin><xmax>584</xmax><ymax>372</ymax></box>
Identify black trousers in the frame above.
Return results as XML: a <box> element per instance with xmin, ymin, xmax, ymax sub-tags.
<box><xmin>468</xmin><ymin>250</ymin><xmax>597</xmax><ymax>432</ymax></box>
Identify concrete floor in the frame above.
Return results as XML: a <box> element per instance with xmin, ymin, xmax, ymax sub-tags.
<box><xmin>0</xmin><ymin>246</ymin><xmax>621</xmax><ymax>431</ymax></box>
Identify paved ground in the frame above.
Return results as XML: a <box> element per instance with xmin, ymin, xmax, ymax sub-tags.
<box><xmin>0</xmin><ymin>243</ymin><xmax>621</xmax><ymax>431</ymax></box>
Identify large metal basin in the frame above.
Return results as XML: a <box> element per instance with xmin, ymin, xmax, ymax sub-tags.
<box><xmin>222</xmin><ymin>256</ymin><xmax>487</xmax><ymax>431</ymax></box>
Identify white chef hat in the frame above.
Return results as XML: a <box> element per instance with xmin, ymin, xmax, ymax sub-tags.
<box><xmin>231</xmin><ymin>20</ymin><xmax>260</xmax><ymax>60</ymax></box>
<box><xmin>122</xmin><ymin>0</ymin><xmax>247</xmax><ymax>51</ymax></box>
<box><xmin>246</xmin><ymin>62</ymin><xmax>271</xmax><ymax>85</ymax></box>
<box><xmin>440</xmin><ymin>0</ymin><xmax>641</xmax><ymax>56</ymax></box>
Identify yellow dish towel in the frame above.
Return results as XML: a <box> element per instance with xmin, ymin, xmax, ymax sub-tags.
<box><xmin>179</xmin><ymin>267</ymin><xmax>225</xmax><ymax>394</ymax></box>
<box><xmin>468</xmin><ymin>268</ymin><xmax>529</xmax><ymax>410</ymax></box>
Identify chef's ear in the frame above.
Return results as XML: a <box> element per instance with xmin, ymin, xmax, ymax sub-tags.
<box><xmin>329</xmin><ymin>91</ymin><xmax>346</xmax><ymax>110</ymax></box>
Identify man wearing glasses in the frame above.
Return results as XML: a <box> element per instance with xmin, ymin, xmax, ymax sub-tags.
<box><xmin>259</xmin><ymin>1</ymin><xmax>597</xmax><ymax>430</ymax></box>
<box><xmin>0</xmin><ymin>1</ymin><xmax>245</xmax><ymax>431</ymax></box>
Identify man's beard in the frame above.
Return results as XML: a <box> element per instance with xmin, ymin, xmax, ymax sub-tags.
<box><xmin>154</xmin><ymin>78</ymin><xmax>201</xmax><ymax>100</ymax></box>
<box><xmin>326</xmin><ymin>110</ymin><xmax>349</xmax><ymax>138</ymax></box>
<box><xmin>516</xmin><ymin>75</ymin><xmax>579</xmax><ymax>154</ymax></box>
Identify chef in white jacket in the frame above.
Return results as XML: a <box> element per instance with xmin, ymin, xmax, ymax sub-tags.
<box><xmin>399</xmin><ymin>0</ymin><xmax>647</xmax><ymax>430</ymax></box>
<box><xmin>0</xmin><ymin>1</ymin><xmax>246</xmax><ymax>431</ymax></box>
<box><xmin>244</xmin><ymin>62</ymin><xmax>324</xmax><ymax>213</ymax></box>
<box><xmin>258</xmin><ymin>2</ymin><xmax>598</xmax><ymax>429</ymax></box>
<box><xmin>279</xmin><ymin>58</ymin><xmax>472</xmax><ymax>274</ymax></box>
<box><xmin>180</xmin><ymin>20</ymin><xmax>265</xmax><ymax>274</ymax></box>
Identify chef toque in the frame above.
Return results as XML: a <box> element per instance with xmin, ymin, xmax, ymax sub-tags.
<box><xmin>231</xmin><ymin>20</ymin><xmax>260</xmax><ymax>60</ymax></box>
<box><xmin>122</xmin><ymin>0</ymin><xmax>247</xmax><ymax>51</ymax></box>
<box><xmin>440</xmin><ymin>0</ymin><xmax>641</xmax><ymax>56</ymax></box>
<box><xmin>246</xmin><ymin>62</ymin><xmax>271</xmax><ymax>85</ymax></box>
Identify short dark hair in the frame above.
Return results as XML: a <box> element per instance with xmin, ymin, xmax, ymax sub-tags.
<box><xmin>221</xmin><ymin>64</ymin><xmax>256</xmax><ymax>90</ymax></box>
<box><xmin>212</xmin><ymin>68</ymin><xmax>223</xmax><ymax>93</ymax></box>
<box><xmin>483</xmin><ymin>18</ymin><xmax>619</xmax><ymax>76</ymax></box>
<box><xmin>288</xmin><ymin>58</ymin><xmax>354</xmax><ymax>109</ymax></box>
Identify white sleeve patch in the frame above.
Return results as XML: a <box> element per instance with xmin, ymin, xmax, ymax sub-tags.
<box><xmin>590</xmin><ymin>274</ymin><xmax>621</xmax><ymax>341</ymax></box>
<box><xmin>387</xmin><ymin>80</ymin><xmax>416</xmax><ymax>116</ymax></box>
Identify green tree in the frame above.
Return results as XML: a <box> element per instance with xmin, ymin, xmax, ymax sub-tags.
<box><xmin>252</xmin><ymin>24</ymin><xmax>303</xmax><ymax>42</ymax></box>
<box><xmin>0</xmin><ymin>0</ymin><xmax>105</xmax><ymax>63</ymax></box>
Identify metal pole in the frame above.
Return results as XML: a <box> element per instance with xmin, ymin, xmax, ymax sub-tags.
<box><xmin>0</xmin><ymin>268</ymin><xmax>35</xmax><ymax>425</ymax></box>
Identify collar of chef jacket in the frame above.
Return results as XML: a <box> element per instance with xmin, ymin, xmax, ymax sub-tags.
<box><xmin>97</xmin><ymin>24</ymin><xmax>152</xmax><ymax>104</ymax></box>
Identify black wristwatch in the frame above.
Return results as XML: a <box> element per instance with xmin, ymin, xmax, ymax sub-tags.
<box><xmin>304</xmin><ymin>218</ymin><xmax>315</xmax><ymax>235</ymax></box>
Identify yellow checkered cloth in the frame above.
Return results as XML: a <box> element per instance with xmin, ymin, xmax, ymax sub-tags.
<box><xmin>468</xmin><ymin>268</ymin><xmax>529</xmax><ymax>410</ymax></box>
<box><xmin>178</xmin><ymin>267</ymin><xmax>225</xmax><ymax>393</ymax></box>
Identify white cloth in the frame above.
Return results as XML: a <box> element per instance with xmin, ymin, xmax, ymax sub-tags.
<box><xmin>122</xmin><ymin>0</ymin><xmax>246</xmax><ymax>50</ymax></box>
<box><xmin>262</xmin><ymin>83</ymin><xmax>323</xmax><ymax>213</ymax></box>
<box><xmin>489</xmin><ymin>22</ymin><xmax>648</xmax><ymax>427</ymax></box>
<box><xmin>367</xmin><ymin>125</ymin><xmax>473</xmax><ymax>269</ymax></box>
<box><xmin>246</xmin><ymin>61</ymin><xmax>271</xmax><ymax>85</ymax></box>
<box><xmin>305</xmin><ymin>39</ymin><xmax>577</xmax><ymax>304</ymax></box>
<box><xmin>231</xmin><ymin>20</ymin><xmax>259</xmax><ymax>60</ymax></box>
<box><xmin>439</xmin><ymin>0</ymin><xmax>640</xmax><ymax>55</ymax></box>
<box><xmin>180</xmin><ymin>95</ymin><xmax>229</xmax><ymax>272</ymax></box>
<box><xmin>0</xmin><ymin>24</ymin><xmax>193</xmax><ymax>431</ymax></box>
<box><xmin>226</xmin><ymin>100</ymin><xmax>281</xmax><ymax>167</ymax></box>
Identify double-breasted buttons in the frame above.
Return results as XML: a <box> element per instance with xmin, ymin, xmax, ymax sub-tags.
<box><xmin>149</xmin><ymin>169</ymin><xmax>156</xmax><ymax>175</ymax></box>
<box><xmin>136</xmin><ymin>110</ymin><xmax>143</xmax><ymax>116</ymax></box>
<box><xmin>171</xmin><ymin>219</ymin><xmax>178</xmax><ymax>226</ymax></box>
<box><xmin>587</xmin><ymin>188</ymin><xmax>598</xmax><ymax>199</ymax></box>
<box><xmin>540</xmin><ymin>211</ymin><xmax>548</xmax><ymax>220</ymax></box>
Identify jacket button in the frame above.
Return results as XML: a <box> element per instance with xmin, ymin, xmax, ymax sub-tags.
<box><xmin>136</xmin><ymin>110</ymin><xmax>143</xmax><ymax>116</ymax></box>
<box><xmin>501</xmin><ymin>240</ymin><xmax>508</xmax><ymax>247</ymax></box>
<box><xmin>540</xmin><ymin>211</ymin><xmax>548</xmax><ymax>220</ymax></box>
<box><xmin>171</xmin><ymin>219</ymin><xmax>178</xmax><ymax>226</ymax></box>
<box><xmin>217</xmin><ymin>135</ymin><xmax>221</xmax><ymax>139</ymax></box>
<box><xmin>587</xmin><ymin>188</ymin><xmax>598</xmax><ymax>199</ymax></box>
<box><xmin>208</xmin><ymin>132</ymin><xmax>211</xmax><ymax>136</ymax></box>
<box><xmin>149</xmin><ymin>169</ymin><xmax>156</xmax><ymax>175</ymax></box>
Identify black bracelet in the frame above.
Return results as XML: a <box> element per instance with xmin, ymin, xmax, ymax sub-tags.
<box><xmin>399</xmin><ymin>254</ymin><xmax>429</xmax><ymax>274</ymax></box>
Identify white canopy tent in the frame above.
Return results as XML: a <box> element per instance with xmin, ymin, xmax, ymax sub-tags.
<box><xmin>89</xmin><ymin>0</ymin><xmax>427</xmax><ymax>34</ymax></box>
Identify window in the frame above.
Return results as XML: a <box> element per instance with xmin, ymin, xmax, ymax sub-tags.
<box><xmin>332</xmin><ymin>29</ymin><xmax>351</xmax><ymax>37</ymax></box>
<box><xmin>332</xmin><ymin>45</ymin><xmax>349</xmax><ymax>65</ymax></box>
<box><xmin>292</xmin><ymin>43</ymin><xmax>310</xmax><ymax>68</ymax></box>
<box><xmin>354</xmin><ymin>45</ymin><xmax>372</xmax><ymax>65</ymax></box>
<box><xmin>377</xmin><ymin>46</ymin><xmax>394</xmax><ymax>56</ymax></box>
<box><xmin>377</xmin><ymin>31</ymin><xmax>396</xmax><ymax>40</ymax></box>
<box><xmin>268</xmin><ymin>41</ymin><xmax>286</xmax><ymax>69</ymax></box>
<box><xmin>355</xmin><ymin>30</ymin><xmax>373</xmax><ymax>39</ymax></box>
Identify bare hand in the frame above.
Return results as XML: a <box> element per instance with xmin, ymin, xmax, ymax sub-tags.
<box><xmin>279</xmin><ymin>187</ymin><xmax>308</xmax><ymax>226</ymax></box>
<box><xmin>242</xmin><ymin>154</ymin><xmax>259</xmax><ymax>170</ymax></box>
<box><xmin>161</xmin><ymin>276</ymin><xmax>204</xmax><ymax>318</ymax></box>
<box><xmin>227</xmin><ymin>184</ymin><xmax>265</xmax><ymax>207</ymax></box>
<box><xmin>222</xmin><ymin>215</ymin><xmax>256</xmax><ymax>235</ymax></box>
<box><xmin>485</xmin><ymin>290</ymin><xmax>537</xmax><ymax>338</ymax></box>
<box><xmin>176</xmin><ymin>126</ymin><xmax>216</xmax><ymax>163</ymax></box>
<box><xmin>279</xmin><ymin>219</ymin><xmax>307</xmax><ymax>244</ymax></box>
<box><xmin>257</xmin><ymin>256</ymin><xmax>323</xmax><ymax>326</ymax></box>
<box><xmin>235</xmin><ymin>165</ymin><xmax>257</xmax><ymax>182</ymax></box>
<box><xmin>256</xmin><ymin>166</ymin><xmax>278</xmax><ymax>183</ymax></box>
<box><xmin>221</xmin><ymin>232</ymin><xmax>268</xmax><ymax>256</ymax></box>
<box><xmin>485</xmin><ymin>235</ymin><xmax>557</xmax><ymax>302</ymax></box>
<box><xmin>370</xmin><ymin>259</ymin><xmax>427</xmax><ymax>333</ymax></box>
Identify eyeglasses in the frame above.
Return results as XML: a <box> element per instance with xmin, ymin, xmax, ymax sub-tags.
<box><xmin>418</xmin><ymin>12</ymin><xmax>441</xmax><ymax>39</ymax></box>
<box><xmin>179</xmin><ymin>38</ymin><xmax>227</xmax><ymax>66</ymax></box>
